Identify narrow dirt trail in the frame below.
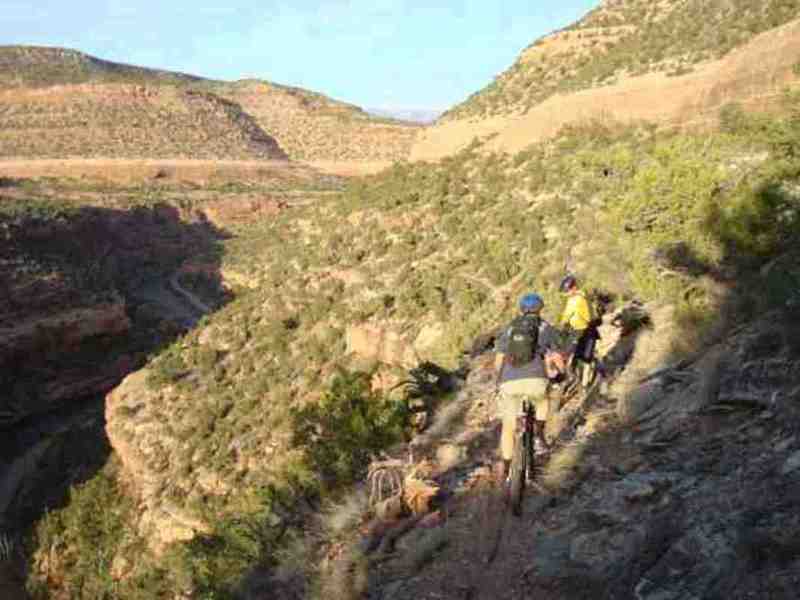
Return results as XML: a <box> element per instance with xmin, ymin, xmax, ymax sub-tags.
<box><xmin>130</xmin><ymin>272</ymin><xmax>210</xmax><ymax>329</ymax></box>
<box><xmin>360</xmin><ymin>352</ymin><xmax>596</xmax><ymax>600</ymax></box>
<box><xmin>367</xmin><ymin>374</ymin><xmax>606</xmax><ymax>600</ymax></box>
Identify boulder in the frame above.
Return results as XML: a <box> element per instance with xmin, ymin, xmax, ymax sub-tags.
<box><xmin>634</xmin><ymin>523</ymin><xmax>739</xmax><ymax>600</ymax></box>
<box><xmin>414</xmin><ymin>322</ymin><xmax>445</xmax><ymax>354</ymax></box>
<box><xmin>403</xmin><ymin>478</ymin><xmax>439</xmax><ymax>515</ymax></box>
<box><xmin>345</xmin><ymin>324</ymin><xmax>417</xmax><ymax>367</ymax></box>
<box><xmin>435</xmin><ymin>444</ymin><xmax>467</xmax><ymax>471</ymax></box>
<box><xmin>781</xmin><ymin>450</ymin><xmax>800</xmax><ymax>476</ymax></box>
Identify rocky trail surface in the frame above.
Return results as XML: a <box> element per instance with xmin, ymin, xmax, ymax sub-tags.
<box><xmin>318</xmin><ymin>308</ymin><xmax>800</xmax><ymax>600</ymax></box>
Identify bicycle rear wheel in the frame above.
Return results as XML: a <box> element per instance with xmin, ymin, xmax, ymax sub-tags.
<box><xmin>509</xmin><ymin>432</ymin><xmax>528</xmax><ymax>516</ymax></box>
<box><xmin>526</xmin><ymin>430</ymin><xmax>538</xmax><ymax>484</ymax></box>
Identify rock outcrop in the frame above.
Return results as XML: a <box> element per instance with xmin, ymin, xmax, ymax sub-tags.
<box><xmin>105</xmin><ymin>370</ymin><xmax>214</xmax><ymax>553</ymax></box>
<box><xmin>345</xmin><ymin>321</ymin><xmax>448</xmax><ymax>368</ymax></box>
<box><xmin>0</xmin><ymin>198</ymin><xmax>226</xmax><ymax>423</ymax></box>
<box><xmin>0</xmin><ymin>301</ymin><xmax>130</xmax><ymax>425</ymax></box>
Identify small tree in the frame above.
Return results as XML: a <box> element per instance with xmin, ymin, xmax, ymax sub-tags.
<box><xmin>291</xmin><ymin>370</ymin><xmax>409</xmax><ymax>489</ymax></box>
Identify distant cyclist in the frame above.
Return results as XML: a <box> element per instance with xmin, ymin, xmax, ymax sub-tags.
<box><xmin>558</xmin><ymin>275</ymin><xmax>598</xmax><ymax>374</ymax></box>
<box><xmin>494</xmin><ymin>293</ymin><xmax>560</xmax><ymax>481</ymax></box>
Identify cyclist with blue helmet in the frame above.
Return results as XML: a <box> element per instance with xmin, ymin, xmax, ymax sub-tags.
<box><xmin>494</xmin><ymin>292</ymin><xmax>561</xmax><ymax>481</ymax></box>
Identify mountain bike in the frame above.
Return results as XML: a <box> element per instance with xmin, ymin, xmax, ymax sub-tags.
<box><xmin>508</xmin><ymin>399</ymin><xmax>537</xmax><ymax>516</ymax></box>
<box><xmin>553</xmin><ymin>328</ymin><xmax>601</xmax><ymax>398</ymax></box>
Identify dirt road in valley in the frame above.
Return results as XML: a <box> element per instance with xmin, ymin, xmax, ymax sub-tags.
<box><xmin>0</xmin><ymin>157</ymin><xmax>390</xmax><ymax>183</ymax></box>
<box><xmin>0</xmin><ymin>158</ymin><xmax>305</xmax><ymax>183</ymax></box>
<box><xmin>303</xmin><ymin>159</ymin><xmax>394</xmax><ymax>176</ymax></box>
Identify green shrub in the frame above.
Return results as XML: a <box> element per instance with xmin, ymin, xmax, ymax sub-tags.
<box><xmin>146</xmin><ymin>342</ymin><xmax>189</xmax><ymax>388</ymax></box>
<box><xmin>26</xmin><ymin>461</ymin><xmax>164</xmax><ymax>599</ymax></box>
<box><xmin>719</xmin><ymin>102</ymin><xmax>749</xmax><ymax>134</ymax></box>
<box><xmin>162</xmin><ymin>485</ymin><xmax>296</xmax><ymax>599</ymax></box>
<box><xmin>291</xmin><ymin>370</ymin><xmax>409</xmax><ymax>489</ymax></box>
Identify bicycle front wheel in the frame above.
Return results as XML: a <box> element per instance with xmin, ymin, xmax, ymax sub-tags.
<box><xmin>509</xmin><ymin>432</ymin><xmax>528</xmax><ymax>516</ymax></box>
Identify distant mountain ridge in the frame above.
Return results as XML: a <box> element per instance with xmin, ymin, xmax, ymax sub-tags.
<box><xmin>0</xmin><ymin>45</ymin><xmax>205</xmax><ymax>88</ymax></box>
<box><xmin>0</xmin><ymin>45</ymin><xmax>420</xmax><ymax>162</ymax></box>
<box><xmin>0</xmin><ymin>84</ymin><xmax>288</xmax><ymax>160</ymax></box>
<box><xmin>366</xmin><ymin>107</ymin><xmax>443</xmax><ymax>124</ymax></box>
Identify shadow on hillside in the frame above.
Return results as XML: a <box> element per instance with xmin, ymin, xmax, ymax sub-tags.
<box><xmin>0</xmin><ymin>176</ymin><xmax>23</xmax><ymax>188</ymax></box>
<box><xmin>0</xmin><ymin>200</ymin><xmax>232</xmax><ymax>540</ymax></box>
<box><xmin>666</xmin><ymin>179</ymin><xmax>800</xmax><ymax>341</ymax></box>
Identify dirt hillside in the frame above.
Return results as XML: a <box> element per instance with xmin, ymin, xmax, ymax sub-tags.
<box><xmin>413</xmin><ymin>11</ymin><xmax>800</xmax><ymax>160</ymax></box>
<box><xmin>0</xmin><ymin>46</ymin><xmax>419</xmax><ymax>164</ymax></box>
<box><xmin>0</xmin><ymin>84</ymin><xmax>287</xmax><ymax>160</ymax></box>
<box><xmin>217</xmin><ymin>81</ymin><xmax>421</xmax><ymax>162</ymax></box>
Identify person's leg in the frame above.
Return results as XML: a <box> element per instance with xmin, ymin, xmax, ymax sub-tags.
<box><xmin>573</xmin><ymin>329</ymin><xmax>589</xmax><ymax>364</ymax></box>
<box><xmin>497</xmin><ymin>389</ymin><xmax>523</xmax><ymax>476</ymax></box>
<box><xmin>575</xmin><ymin>328</ymin><xmax>599</xmax><ymax>388</ymax></box>
<box><xmin>565</xmin><ymin>330</ymin><xmax>581</xmax><ymax>376</ymax></box>
<box><xmin>530</xmin><ymin>379</ymin><xmax>551</xmax><ymax>451</ymax></box>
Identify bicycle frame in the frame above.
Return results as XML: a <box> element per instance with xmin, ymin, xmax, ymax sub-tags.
<box><xmin>516</xmin><ymin>400</ymin><xmax>536</xmax><ymax>443</ymax></box>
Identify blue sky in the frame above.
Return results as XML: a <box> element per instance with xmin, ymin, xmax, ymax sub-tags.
<box><xmin>2</xmin><ymin>1</ymin><xmax>598</xmax><ymax>111</ymax></box>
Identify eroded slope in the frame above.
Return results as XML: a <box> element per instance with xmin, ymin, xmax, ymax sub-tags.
<box><xmin>217</xmin><ymin>81</ymin><xmax>421</xmax><ymax>162</ymax></box>
<box><xmin>445</xmin><ymin>0</ymin><xmax>800</xmax><ymax>121</ymax></box>
<box><xmin>414</xmin><ymin>2</ymin><xmax>800</xmax><ymax>160</ymax></box>
<box><xmin>0</xmin><ymin>84</ymin><xmax>287</xmax><ymax>160</ymax></box>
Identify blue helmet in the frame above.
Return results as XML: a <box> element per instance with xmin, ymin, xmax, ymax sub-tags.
<box><xmin>519</xmin><ymin>293</ymin><xmax>544</xmax><ymax>314</ymax></box>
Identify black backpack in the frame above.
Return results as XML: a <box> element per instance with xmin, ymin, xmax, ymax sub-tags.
<box><xmin>506</xmin><ymin>314</ymin><xmax>540</xmax><ymax>367</ymax></box>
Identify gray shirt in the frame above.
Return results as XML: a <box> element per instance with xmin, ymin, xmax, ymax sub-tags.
<box><xmin>496</xmin><ymin>317</ymin><xmax>559</xmax><ymax>382</ymax></box>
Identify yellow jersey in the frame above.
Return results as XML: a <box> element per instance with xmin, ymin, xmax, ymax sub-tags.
<box><xmin>560</xmin><ymin>292</ymin><xmax>592</xmax><ymax>331</ymax></box>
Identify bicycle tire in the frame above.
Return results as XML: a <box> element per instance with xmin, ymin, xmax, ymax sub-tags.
<box><xmin>526</xmin><ymin>429</ymin><xmax>537</xmax><ymax>484</ymax></box>
<box><xmin>509</xmin><ymin>431</ymin><xmax>528</xmax><ymax>516</ymax></box>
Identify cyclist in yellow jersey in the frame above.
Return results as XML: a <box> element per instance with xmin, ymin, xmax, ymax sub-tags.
<box><xmin>559</xmin><ymin>281</ymin><xmax>592</xmax><ymax>332</ymax></box>
<box><xmin>558</xmin><ymin>275</ymin><xmax>597</xmax><ymax>372</ymax></box>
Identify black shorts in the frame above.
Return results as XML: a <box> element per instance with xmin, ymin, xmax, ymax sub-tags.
<box><xmin>567</xmin><ymin>327</ymin><xmax>597</xmax><ymax>363</ymax></box>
